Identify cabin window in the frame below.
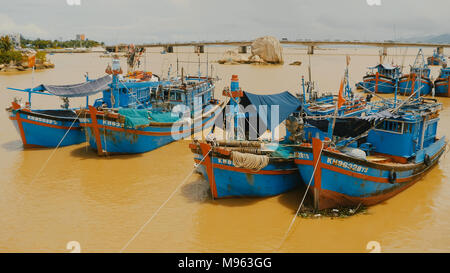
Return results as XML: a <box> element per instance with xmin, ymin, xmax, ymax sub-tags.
<box><xmin>375</xmin><ymin>120</ymin><xmax>404</xmax><ymax>134</ymax></box>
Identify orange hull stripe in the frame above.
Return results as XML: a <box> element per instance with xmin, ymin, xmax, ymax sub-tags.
<box><xmin>9</xmin><ymin>116</ymin><xmax>78</xmax><ymax>130</ymax></box>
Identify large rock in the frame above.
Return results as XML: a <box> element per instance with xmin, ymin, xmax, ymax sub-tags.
<box><xmin>218</xmin><ymin>50</ymin><xmax>245</xmax><ymax>64</ymax></box>
<box><xmin>250</xmin><ymin>36</ymin><xmax>283</xmax><ymax>64</ymax></box>
<box><xmin>248</xmin><ymin>54</ymin><xmax>266</xmax><ymax>64</ymax></box>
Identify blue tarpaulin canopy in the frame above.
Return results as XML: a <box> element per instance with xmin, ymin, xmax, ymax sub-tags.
<box><xmin>241</xmin><ymin>91</ymin><xmax>302</xmax><ymax>128</ymax></box>
<box><xmin>33</xmin><ymin>75</ymin><xmax>112</xmax><ymax>97</ymax></box>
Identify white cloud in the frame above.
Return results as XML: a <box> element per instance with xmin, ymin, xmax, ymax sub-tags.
<box><xmin>0</xmin><ymin>13</ymin><xmax>48</xmax><ymax>38</ymax></box>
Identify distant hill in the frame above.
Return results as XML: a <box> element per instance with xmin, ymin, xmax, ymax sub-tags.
<box><xmin>402</xmin><ymin>33</ymin><xmax>450</xmax><ymax>44</ymax></box>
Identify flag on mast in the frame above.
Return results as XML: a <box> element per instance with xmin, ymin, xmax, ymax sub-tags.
<box><xmin>337</xmin><ymin>78</ymin><xmax>346</xmax><ymax>108</ymax></box>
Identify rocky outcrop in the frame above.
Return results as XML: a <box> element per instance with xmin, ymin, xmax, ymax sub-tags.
<box><xmin>250</xmin><ymin>36</ymin><xmax>283</xmax><ymax>64</ymax></box>
<box><xmin>218</xmin><ymin>50</ymin><xmax>245</xmax><ymax>64</ymax></box>
<box><xmin>0</xmin><ymin>60</ymin><xmax>55</xmax><ymax>72</ymax></box>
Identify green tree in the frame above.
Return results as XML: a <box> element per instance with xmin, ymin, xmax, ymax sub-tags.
<box><xmin>0</xmin><ymin>36</ymin><xmax>13</xmax><ymax>53</ymax></box>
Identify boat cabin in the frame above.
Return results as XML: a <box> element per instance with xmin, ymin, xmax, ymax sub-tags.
<box><xmin>364</xmin><ymin>106</ymin><xmax>440</xmax><ymax>159</ymax></box>
<box><xmin>410</xmin><ymin>67</ymin><xmax>431</xmax><ymax>78</ymax></box>
<box><xmin>369</xmin><ymin>64</ymin><xmax>400</xmax><ymax>79</ymax></box>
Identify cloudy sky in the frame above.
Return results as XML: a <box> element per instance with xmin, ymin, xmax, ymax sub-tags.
<box><xmin>1</xmin><ymin>0</ymin><xmax>449</xmax><ymax>44</ymax></box>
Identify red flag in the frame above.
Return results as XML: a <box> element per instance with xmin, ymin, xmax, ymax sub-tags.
<box><xmin>337</xmin><ymin>78</ymin><xmax>346</xmax><ymax>108</ymax></box>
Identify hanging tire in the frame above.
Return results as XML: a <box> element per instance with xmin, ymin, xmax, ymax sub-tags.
<box><xmin>388</xmin><ymin>170</ymin><xmax>397</xmax><ymax>184</ymax></box>
<box><xmin>424</xmin><ymin>154</ymin><xmax>431</xmax><ymax>166</ymax></box>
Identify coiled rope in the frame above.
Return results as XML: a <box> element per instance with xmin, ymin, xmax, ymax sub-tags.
<box><xmin>231</xmin><ymin>151</ymin><xmax>269</xmax><ymax>172</ymax></box>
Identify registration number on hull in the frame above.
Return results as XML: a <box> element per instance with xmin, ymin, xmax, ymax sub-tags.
<box><xmin>326</xmin><ymin>157</ymin><xmax>369</xmax><ymax>173</ymax></box>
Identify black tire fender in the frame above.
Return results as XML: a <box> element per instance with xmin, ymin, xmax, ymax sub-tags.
<box><xmin>388</xmin><ymin>169</ymin><xmax>397</xmax><ymax>184</ymax></box>
<box><xmin>424</xmin><ymin>154</ymin><xmax>431</xmax><ymax>166</ymax></box>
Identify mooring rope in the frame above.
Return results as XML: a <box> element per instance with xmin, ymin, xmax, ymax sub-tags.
<box><xmin>13</xmin><ymin>109</ymin><xmax>82</xmax><ymax>204</ymax></box>
<box><xmin>119</xmin><ymin>147</ymin><xmax>213</xmax><ymax>253</ymax></box>
<box><xmin>275</xmin><ymin>141</ymin><xmax>324</xmax><ymax>251</ymax></box>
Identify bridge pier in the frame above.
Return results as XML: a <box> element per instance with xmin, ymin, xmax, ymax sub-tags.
<box><xmin>307</xmin><ymin>45</ymin><xmax>315</xmax><ymax>55</ymax></box>
<box><xmin>195</xmin><ymin>45</ymin><xmax>205</xmax><ymax>53</ymax></box>
<box><xmin>164</xmin><ymin>45</ymin><xmax>173</xmax><ymax>53</ymax></box>
<box><xmin>238</xmin><ymin>46</ymin><xmax>248</xmax><ymax>54</ymax></box>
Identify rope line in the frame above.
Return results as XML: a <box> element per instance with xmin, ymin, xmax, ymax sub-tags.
<box><xmin>119</xmin><ymin>148</ymin><xmax>213</xmax><ymax>253</ymax></box>
<box><xmin>24</xmin><ymin>110</ymin><xmax>82</xmax><ymax>192</ymax></box>
<box><xmin>275</xmin><ymin>142</ymin><xmax>324</xmax><ymax>251</ymax></box>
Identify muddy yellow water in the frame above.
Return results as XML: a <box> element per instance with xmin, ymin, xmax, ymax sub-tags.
<box><xmin>1</xmin><ymin>47</ymin><xmax>449</xmax><ymax>253</ymax></box>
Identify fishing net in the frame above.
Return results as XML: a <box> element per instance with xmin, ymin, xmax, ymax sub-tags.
<box><xmin>272</xmin><ymin>145</ymin><xmax>296</xmax><ymax>159</ymax></box>
<box><xmin>148</xmin><ymin>111</ymin><xmax>181</xmax><ymax>123</ymax></box>
<box><xmin>118</xmin><ymin>108</ymin><xmax>149</xmax><ymax>129</ymax></box>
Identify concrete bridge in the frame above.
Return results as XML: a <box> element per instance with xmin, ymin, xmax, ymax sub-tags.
<box><xmin>105</xmin><ymin>40</ymin><xmax>450</xmax><ymax>55</ymax></box>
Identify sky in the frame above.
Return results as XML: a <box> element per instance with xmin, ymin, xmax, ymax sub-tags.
<box><xmin>0</xmin><ymin>0</ymin><xmax>449</xmax><ymax>45</ymax></box>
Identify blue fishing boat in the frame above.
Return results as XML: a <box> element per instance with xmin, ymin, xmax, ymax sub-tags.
<box><xmin>292</xmin><ymin>97</ymin><xmax>446</xmax><ymax>210</ymax></box>
<box><xmin>190</xmin><ymin>75</ymin><xmax>303</xmax><ymax>198</ymax></box>
<box><xmin>6</xmin><ymin>55</ymin><xmax>164</xmax><ymax>149</ymax></box>
<box><xmin>79</xmin><ymin>70</ymin><xmax>223</xmax><ymax>155</ymax></box>
<box><xmin>299</xmin><ymin>77</ymin><xmax>367</xmax><ymax>117</ymax></box>
<box><xmin>294</xmin><ymin>67</ymin><xmax>372</xmax><ymax>143</ymax></box>
<box><xmin>427</xmin><ymin>48</ymin><xmax>447</xmax><ymax>66</ymax></box>
<box><xmin>434</xmin><ymin>67</ymin><xmax>450</xmax><ymax>97</ymax></box>
<box><xmin>362</xmin><ymin>64</ymin><xmax>400</xmax><ymax>94</ymax></box>
<box><xmin>6</xmin><ymin>75</ymin><xmax>112</xmax><ymax>148</ymax></box>
<box><xmin>398</xmin><ymin>49</ymin><xmax>433</xmax><ymax>96</ymax></box>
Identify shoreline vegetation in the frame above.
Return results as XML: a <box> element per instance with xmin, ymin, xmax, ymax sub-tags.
<box><xmin>0</xmin><ymin>35</ymin><xmax>104</xmax><ymax>73</ymax></box>
<box><xmin>0</xmin><ymin>35</ymin><xmax>53</xmax><ymax>73</ymax></box>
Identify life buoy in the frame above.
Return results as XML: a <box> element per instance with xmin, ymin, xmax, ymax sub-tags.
<box><xmin>388</xmin><ymin>170</ymin><xmax>397</xmax><ymax>184</ymax></box>
<box><xmin>424</xmin><ymin>154</ymin><xmax>431</xmax><ymax>166</ymax></box>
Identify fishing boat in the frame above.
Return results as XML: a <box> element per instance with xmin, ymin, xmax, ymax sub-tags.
<box><xmin>190</xmin><ymin>75</ymin><xmax>302</xmax><ymax>198</ymax></box>
<box><xmin>78</xmin><ymin>65</ymin><xmax>223</xmax><ymax>155</ymax></box>
<box><xmin>434</xmin><ymin>67</ymin><xmax>450</xmax><ymax>97</ymax></box>
<box><xmin>298</xmin><ymin>56</ymin><xmax>367</xmax><ymax>117</ymax></box>
<box><xmin>398</xmin><ymin>49</ymin><xmax>433</xmax><ymax>96</ymax></box>
<box><xmin>292</xmin><ymin>96</ymin><xmax>446</xmax><ymax>210</ymax></box>
<box><xmin>427</xmin><ymin>48</ymin><xmax>447</xmax><ymax>66</ymax></box>
<box><xmin>6</xmin><ymin>55</ymin><xmax>164</xmax><ymax>149</ymax></box>
<box><xmin>299</xmin><ymin>78</ymin><xmax>367</xmax><ymax>118</ymax></box>
<box><xmin>362</xmin><ymin>64</ymin><xmax>400</xmax><ymax>94</ymax></box>
<box><xmin>6</xmin><ymin>75</ymin><xmax>111</xmax><ymax>148</ymax></box>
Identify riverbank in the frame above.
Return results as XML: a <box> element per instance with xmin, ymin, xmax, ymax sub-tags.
<box><xmin>0</xmin><ymin>62</ymin><xmax>55</xmax><ymax>73</ymax></box>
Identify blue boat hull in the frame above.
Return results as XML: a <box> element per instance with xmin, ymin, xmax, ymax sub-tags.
<box><xmin>81</xmin><ymin>104</ymin><xmax>223</xmax><ymax>155</ymax></box>
<box><xmin>363</xmin><ymin>74</ymin><xmax>395</xmax><ymax>94</ymax></box>
<box><xmin>434</xmin><ymin>78</ymin><xmax>449</xmax><ymax>97</ymax></box>
<box><xmin>8</xmin><ymin>108</ymin><xmax>85</xmax><ymax>148</ymax></box>
<box><xmin>192</xmin><ymin>144</ymin><xmax>300</xmax><ymax>198</ymax></box>
<box><xmin>294</xmin><ymin>138</ymin><xmax>446</xmax><ymax>209</ymax></box>
<box><xmin>398</xmin><ymin>75</ymin><xmax>433</xmax><ymax>96</ymax></box>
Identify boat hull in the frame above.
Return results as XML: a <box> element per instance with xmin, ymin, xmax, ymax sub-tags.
<box><xmin>193</xmin><ymin>144</ymin><xmax>300</xmax><ymax>198</ymax></box>
<box><xmin>427</xmin><ymin>56</ymin><xmax>445</xmax><ymax>66</ymax></box>
<box><xmin>363</xmin><ymin>73</ymin><xmax>395</xmax><ymax>94</ymax></box>
<box><xmin>81</xmin><ymin>104</ymin><xmax>223</xmax><ymax>155</ymax></box>
<box><xmin>434</xmin><ymin>77</ymin><xmax>450</xmax><ymax>97</ymax></box>
<box><xmin>8</xmin><ymin>108</ymin><xmax>85</xmax><ymax>148</ymax></box>
<box><xmin>398</xmin><ymin>75</ymin><xmax>433</xmax><ymax>96</ymax></box>
<box><xmin>294</xmin><ymin>137</ymin><xmax>446</xmax><ymax>210</ymax></box>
